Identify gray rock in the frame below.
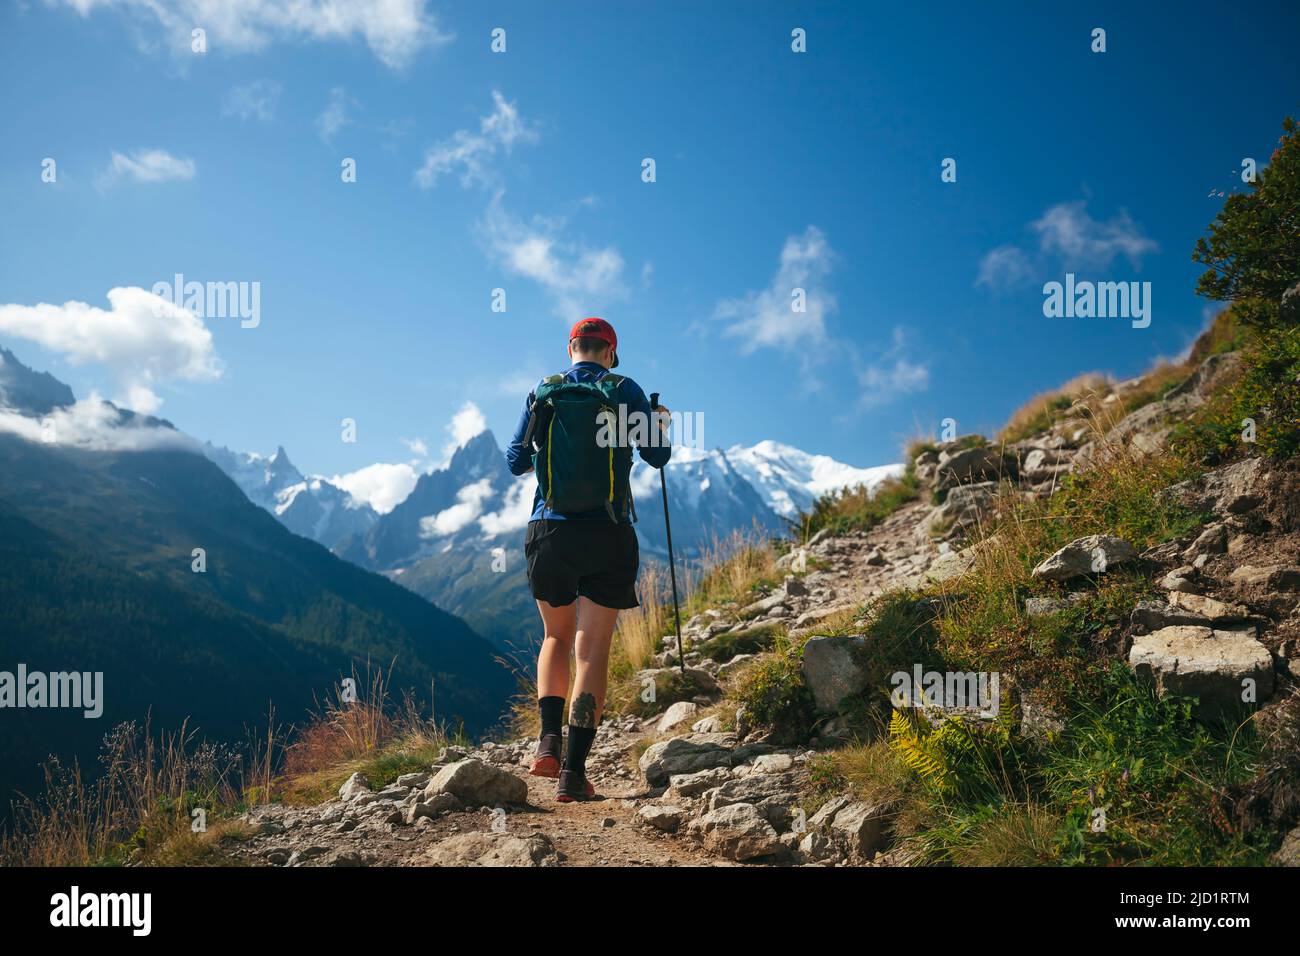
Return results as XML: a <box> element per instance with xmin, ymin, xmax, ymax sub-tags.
<box><xmin>425</xmin><ymin>832</ymin><xmax>558</xmax><ymax>867</ymax></box>
<box><xmin>639</xmin><ymin>733</ymin><xmax>737</xmax><ymax>786</ymax></box>
<box><xmin>1274</xmin><ymin>825</ymin><xmax>1300</xmax><ymax>867</ymax></box>
<box><xmin>784</xmin><ymin>575</ymin><xmax>811</xmax><ymax>597</ymax></box>
<box><xmin>1166</xmin><ymin>591</ymin><xmax>1250</xmax><ymax>623</ymax></box>
<box><xmin>404</xmin><ymin>792</ymin><xmax>461</xmax><ymax>824</ymax></box>
<box><xmin>636</xmin><ymin>804</ymin><xmax>686</xmax><ymax>833</ymax></box>
<box><xmin>1032</xmin><ymin>534</ymin><xmax>1137</xmax><ymax>581</ymax></box>
<box><xmin>1131</xmin><ymin>598</ymin><xmax>1215</xmax><ymax>632</ymax></box>
<box><xmin>1165</xmin><ymin>458</ymin><xmax>1265</xmax><ymax>517</ymax></box>
<box><xmin>324</xmin><ymin>849</ymin><xmax>366</xmax><ymax>867</ymax></box>
<box><xmin>337</xmin><ymin>772</ymin><xmax>371</xmax><ymax>803</ymax></box>
<box><xmin>924</xmin><ymin>548</ymin><xmax>977</xmax><ymax>584</ymax></box>
<box><xmin>1129</xmin><ymin>625</ymin><xmax>1273</xmax><ymax>717</ymax></box>
<box><xmin>929</xmin><ymin>482</ymin><xmax>999</xmax><ymax>538</ymax></box>
<box><xmin>802</xmin><ymin>635</ymin><xmax>870</xmax><ymax>714</ymax></box>
<box><xmin>1184</xmin><ymin>524</ymin><xmax>1228</xmax><ymax>561</ymax></box>
<box><xmin>425</xmin><ymin>758</ymin><xmax>529</xmax><ymax>807</ymax></box>
<box><xmin>665</xmin><ymin>766</ymin><xmax>732</xmax><ymax>799</ymax></box>
<box><xmin>691</xmin><ymin>715</ymin><xmax>724</xmax><ymax>733</ymax></box>
<box><xmin>1160</xmin><ymin>566</ymin><xmax>1200</xmax><ymax>594</ymax></box>
<box><xmin>396</xmin><ymin>772</ymin><xmax>431</xmax><ymax>789</ymax></box>
<box><xmin>656</xmin><ymin>701</ymin><xmax>699</xmax><ymax>735</ymax></box>
<box><xmin>1230</xmin><ymin>565</ymin><xmax>1300</xmax><ymax>590</ymax></box>
<box><xmin>705</xmin><ymin>772</ymin><xmax>803</xmax><ymax>830</ymax></box>
<box><xmin>749</xmin><ymin>753</ymin><xmax>795</xmax><ymax>774</ymax></box>
<box><xmin>688</xmin><ymin>803</ymin><xmax>784</xmax><ymax>861</ymax></box>
<box><xmin>826</xmin><ymin>800</ymin><xmax>888</xmax><ymax>862</ymax></box>
<box><xmin>935</xmin><ymin>444</ymin><xmax>1014</xmax><ymax>491</ymax></box>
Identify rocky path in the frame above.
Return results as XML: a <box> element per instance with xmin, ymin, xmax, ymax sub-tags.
<box><xmin>226</xmin><ymin>346</ymin><xmax>1300</xmax><ymax>867</ymax></box>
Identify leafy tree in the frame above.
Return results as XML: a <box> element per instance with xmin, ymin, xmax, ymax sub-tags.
<box><xmin>1193</xmin><ymin>116</ymin><xmax>1300</xmax><ymax>321</ymax></box>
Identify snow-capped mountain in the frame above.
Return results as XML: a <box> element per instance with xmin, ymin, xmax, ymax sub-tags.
<box><xmin>204</xmin><ymin>443</ymin><xmax>379</xmax><ymax>548</ymax></box>
<box><xmin>208</xmin><ymin>428</ymin><xmax>901</xmax><ymax>649</ymax></box>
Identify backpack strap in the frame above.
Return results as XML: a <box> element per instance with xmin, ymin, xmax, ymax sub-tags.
<box><xmin>524</xmin><ymin>374</ymin><xmax>567</xmax><ymax>449</ymax></box>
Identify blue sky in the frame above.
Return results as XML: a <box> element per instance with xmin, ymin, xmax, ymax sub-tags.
<box><xmin>1</xmin><ymin>1</ymin><xmax>1297</xmax><ymax>509</ymax></box>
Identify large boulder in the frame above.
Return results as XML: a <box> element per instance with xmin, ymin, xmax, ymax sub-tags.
<box><xmin>639</xmin><ymin>733</ymin><xmax>737</xmax><ymax>786</ymax></box>
<box><xmin>935</xmin><ymin>443</ymin><xmax>1015</xmax><ymax>491</ymax></box>
<box><xmin>1129</xmin><ymin>625</ymin><xmax>1273</xmax><ymax>717</ymax></box>
<box><xmin>424</xmin><ymin>758</ymin><xmax>528</xmax><ymax>807</ymax></box>
<box><xmin>1032</xmin><ymin>534</ymin><xmax>1137</xmax><ymax>581</ymax></box>
<box><xmin>688</xmin><ymin>803</ymin><xmax>783</xmax><ymax>861</ymax></box>
<box><xmin>801</xmin><ymin>635</ymin><xmax>870</xmax><ymax>714</ymax></box>
<box><xmin>425</xmin><ymin>832</ymin><xmax>558</xmax><ymax>867</ymax></box>
<box><xmin>1164</xmin><ymin>458</ymin><xmax>1265</xmax><ymax>517</ymax></box>
<box><xmin>929</xmin><ymin>482</ymin><xmax>999</xmax><ymax>538</ymax></box>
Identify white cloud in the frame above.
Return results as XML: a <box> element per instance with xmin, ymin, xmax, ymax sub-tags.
<box><xmin>977</xmin><ymin>199</ymin><xmax>1159</xmax><ymax>291</ymax></box>
<box><xmin>0</xmin><ymin>394</ymin><xmax>199</xmax><ymax>452</ymax></box>
<box><xmin>330</xmin><ymin>462</ymin><xmax>419</xmax><ymax>514</ymax></box>
<box><xmin>715</xmin><ymin>226</ymin><xmax>836</xmax><ymax>353</ymax></box>
<box><xmin>402</xmin><ymin>437</ymin><xmax>429</xmax><ymax>458</ymax></box>
<box><xmin>1031</xmin><ymin>201</ymin><xmax>1158</xmax><ymax>268</ymax></box>
<box><xmin>478</xmin><ymin>473</ymin><xmax>535</xmax><ymax>537</ymax></box>
<box><xmin>97</xmin><ymin>149</ymin><xmax>195</xmax><ymax>187</ymax></box>
<box><xmin>481</xmin><ymin>195</ymin><xmax>625</xmax><ymax>320</ymax></box>
<box><xmin>415</xmin><ymin>90</ymin><xmax>538</xmax><ymax>190</ymax></box>
<box><xmin>222</xmin><ymin>79</ymin><xmax>280</xmax><ymax>121</ymax></box>
<box><xmin>975</xmin><ymin>245</ymin><xmax>1033</xmax><ymax>290</ymax></box>
<box><xmin>51</xmin><ymin>0</ymin><xmax>451</xmax><ymax>69</ymax></box>
<box><xmin>851</xmin><ymin>328</ymin><xmax>930</xmax><ymax>410</ymax></box>
<box><xmin>315</xmin><ymin>87</ymin><xmax>357</xmax><ymax>144</ymax></box>
<box><xmin>419</xmin><ymin>478</ymin><xmax>494</xmax><ymax>538</ymax></box>
<box><xmin>441</xmin><ymin>401</ymin><xmax>487</xmax><ymax>460</ymax></box>
<box><xmin>0</xmin><ymin>286</ymin><xmax>221</xmax><ymax>413</ymax></box>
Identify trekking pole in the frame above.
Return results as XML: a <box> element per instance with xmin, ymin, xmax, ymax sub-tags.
<box><xmin>650</xmin><ymin>393</ymin><xmax>686</xmax><ymax>676</ymax></box>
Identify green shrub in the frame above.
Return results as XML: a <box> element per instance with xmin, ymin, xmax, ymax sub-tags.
<box><xmin>734</xmin><ymin>636</ymin><xmax>817</xmax><ymax>743</ymax></box>
<box><xmin>796</xmin><ymin>469</ymin><xmax>921</xmax><ymax>538</ymax></box>
<box><xmin>1174</xmin><ymin>311</ymin><xmax>1300</xmax><ymax>463</ymax></box>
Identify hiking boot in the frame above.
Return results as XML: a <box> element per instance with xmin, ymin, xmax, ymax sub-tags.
<box><xmin>530</xmin><ymin>733</ymin><xmax>562</xmax><ymax>779</ymax></box>
<box><xmin>556</xmin><ymin>769</ymin><xmax>597</xmax><ymax>802</ymax></box>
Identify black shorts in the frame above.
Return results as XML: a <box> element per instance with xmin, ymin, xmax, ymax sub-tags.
<box><xmin>524</xmin><ymin>519</ymin><xmax>640</xmax><ymax>610</ymax></box>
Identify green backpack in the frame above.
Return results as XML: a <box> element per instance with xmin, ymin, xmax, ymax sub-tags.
<box><xmin>529</xmin><ymin>372</ymin><xmax>634</xmax><ymax>521</ymax></box>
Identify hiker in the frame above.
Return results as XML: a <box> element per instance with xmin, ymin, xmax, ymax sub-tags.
<box><xmin>505</xmin><ymin>317</ymin><xmax>671</xmax><ymax>802</ymax></box>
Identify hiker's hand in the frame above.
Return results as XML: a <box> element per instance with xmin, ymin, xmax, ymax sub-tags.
<box><xmin>652</xmin><ymin>404</ymin><xmax>671</xmax><ymax>433</ymax></box>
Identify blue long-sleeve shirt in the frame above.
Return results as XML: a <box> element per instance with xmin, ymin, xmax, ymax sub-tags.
<box><xmin>506</xmin><ymin>361</ymin><xmax>671</xmax><ymax>522</ymax></box>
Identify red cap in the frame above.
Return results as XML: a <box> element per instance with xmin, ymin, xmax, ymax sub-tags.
<box><xmin>569</xmin><ymin>317</ymin><xmax>619</xmax><ymax>368</ymax></box>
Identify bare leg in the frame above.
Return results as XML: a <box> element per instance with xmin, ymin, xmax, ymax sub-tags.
<box><xmin>535</xmin><ymin>600</ymin><xmax>577</xmax><ymax>700</ymax></box>
<box><xmin>569</xmin><ymin>597</ymin><xmax>621</xmax><ymax>728</ymax></box>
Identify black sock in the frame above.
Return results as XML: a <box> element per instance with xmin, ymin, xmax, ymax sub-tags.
<box><xmin>563</xmin><ymin>724</ymin><xmax>597</xmax><ymax>776</ymax></box>
<box><xmin>538</xmin><ymin>696</ymin><xmax>564</xmax><ymax>739</ymax></box>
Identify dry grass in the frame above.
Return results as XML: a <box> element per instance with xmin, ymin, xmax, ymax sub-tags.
<box><xmin>3</xmin><ymin>663</ymin><xmax>459</xmax><ymax>865</ymax></box>
<box><xmin>689</xmin><ymin>526</ymin><xmax>780</xmax><ymax>612</ymax></box>
<box><xmin>1</xmin><ymin>717</ymin><xmax>252</xmax><ymax>867</ymax></box>
<box><xmin>281</xmin><ymin>665</ymin><xmax>401</xmax><ymax>777</ymax></box>
<box><xmin>998</xmin><ymin>373</ymin><xmax>1113</xmax><ymax>444</ymax></box>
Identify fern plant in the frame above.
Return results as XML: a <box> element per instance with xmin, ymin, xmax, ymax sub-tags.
<box><xmin>888</xmin><ymin>695</ymin><xmax>1020</xmax><ymax>798</ymax></box>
